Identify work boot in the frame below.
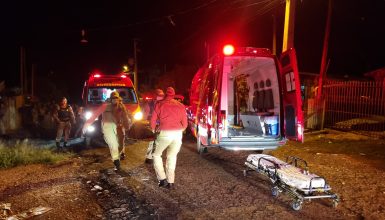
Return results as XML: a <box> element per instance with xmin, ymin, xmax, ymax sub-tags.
<box><xmin>166</xmin><ymin>183</ymin><xmax>175</xmax><ymax>190</ymax></box>
<box><xmin>158</xmin><ymin>179</ymin><xmax>168</xmax><ymax>188</ymax></box>
<box><xmin>63</xmin><ymin>142</ymin><xmax>68</xmax><ymax>148</ymax></box>
<box><xmin>113</xmin><ymin>160</ymin><xmax>121</xmax><ymax>171</ymax></box>
<box><xmin>56</xmin><ymin>142</ymin><xmax>63</xmax><ymax>152</ymax></box>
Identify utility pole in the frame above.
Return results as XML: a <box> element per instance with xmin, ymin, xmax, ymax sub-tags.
<box><xmin>282</xmin><ymin>0</ymin><xmax>296</xmax><ymax>52</ymax></box>
<box><xmin>317</xmin><ymin>0</ymin><xmax>333</xmax><ymax>130</ymax></box>
<box><xmin>133</xmin><ymin>39</ymin><xmax>138</xmax><ymax>90</ymax></box>
<box><xmin>20</xmin><ymin>46</ymin><xmax>25</xmax><ymax>95</ymax></box>
<box><xmin>317</xmin><ymin>0</ymin><xmax>333</xmax><ymax>101</ymax></box>
<box><xmin>272</xmin><ymin>15</ymin><xmax>277</xmax><ymax>55</ymax></box>
<box><xmin>31</xmin><ymin>64</ymin><xmax>36</xmax><ymax>97</ymax></box>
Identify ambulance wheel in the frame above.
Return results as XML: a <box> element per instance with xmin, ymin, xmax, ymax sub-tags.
<box><xmin>84</xmin><ymin>136</ymin><xmax>91</xmax><ymax>147</ymax></box>
<box><xmin>291</xmin><ymin>200</ymin><xmax>302</xmax><ymax>211</ymax></box>
<box><xmin>196</xmin><ymin>135</ymin><xmax>207</xmax><ymax>155</ymax></box>
<box><xmin>271</xmin><ymin>186</ymin><xmax>279</xmax><ymax>197</ymax></box>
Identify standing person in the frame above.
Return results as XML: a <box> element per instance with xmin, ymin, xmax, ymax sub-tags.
<box><xmin>53</xmin><ymin>97</ymin><xmax>76</xmax><ymax>150</ymax></box>
<box><xmin>150</xmin><ymin>87</ymin><xmax>187</xmax><ymax>189</ymax></box>
<box><xmin>83</xmin><ymin>91</ymin><xmax>131</xmax><ymax>170</ymax></box>
<box><xmin>74</xmin><ymin>106</ymin><xmax>86</xmax><ymax>138</ymax></box>
<box><xmin>103</xmin><ymin>91</ymin><xmax>132</xmax><ymax>170</ymax></box>
<box><xmin>144</xmin><ymin>89</ymin><xmax>164</xmax><ymax>164</ymax></box>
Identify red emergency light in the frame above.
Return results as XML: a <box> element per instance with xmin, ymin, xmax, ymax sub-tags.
<box><xmin>121</xmin><ymin>74</ymin><xmax>127</xmax><ymax>78</ymax></box>
<box><xmin>223</xmin><ymin>44</ymin><xmax>235</xmax><ymax>56</ymax></box>
<box><xmin>93</xmin><ymin>74</ymin><xmax>101</xmax><ymax>78</ymax></box>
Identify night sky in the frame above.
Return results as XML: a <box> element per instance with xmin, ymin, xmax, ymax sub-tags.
<box><xmin>2</xmin><ymin>0</ymin><xmax>385</xmax><ymax>102</ymax></box>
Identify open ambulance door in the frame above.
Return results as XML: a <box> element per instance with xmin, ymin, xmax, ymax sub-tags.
<box><xmin>278</xmin><ymin>48</ymin><xmax>304</xmax><ymax>142</ymax></box>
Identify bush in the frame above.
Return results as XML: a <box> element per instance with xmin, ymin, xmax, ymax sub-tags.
<box><xmin>0</xmin><ymin>140</ymin><xmax>72</xmax><ymax>169</ymax></box>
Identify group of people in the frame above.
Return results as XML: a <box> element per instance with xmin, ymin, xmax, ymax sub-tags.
<box><xmin>83</xmin><ymin>86</ymin><xmax>187</xmax><ymax>190</ymax></box>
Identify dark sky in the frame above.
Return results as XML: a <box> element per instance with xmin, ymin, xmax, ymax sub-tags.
<box><xmin>2</xmin><ymin>0</ymin><xmax>385</xmax><ymax>100</ymax></box>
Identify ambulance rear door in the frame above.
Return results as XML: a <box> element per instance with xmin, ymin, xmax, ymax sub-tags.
<box><xmin>278</xmin><ymin>48</ymin><xmax>304</xmax><ymax>142</ymax></box>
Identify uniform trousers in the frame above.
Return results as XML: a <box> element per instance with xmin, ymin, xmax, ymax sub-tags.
<box><xmin>152</xmin><ymin>130</ymin><xmax>183</xmax><ymax>183</ymax></box>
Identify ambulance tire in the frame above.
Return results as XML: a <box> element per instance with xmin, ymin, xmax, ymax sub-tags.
<box><xmin>196</xmin><ymin>134</ymin><xmax>207</xmax><ymax>155</ymax></box>
<box><xmin>84</xmin><ymin>136</ymin><xmax>91</xmax><ymax>148</ymax></box>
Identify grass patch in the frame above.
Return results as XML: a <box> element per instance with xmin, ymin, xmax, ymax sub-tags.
<box><xmin>0</xmin><ymin>140</ymin><xmax>73</xmax><ymax>169</ymax></box>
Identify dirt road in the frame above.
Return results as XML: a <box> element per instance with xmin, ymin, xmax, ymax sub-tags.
<box><xmin>1</xmin><ymin>130</ymin><xmax>384</xmax><ymax>219</ymax></box>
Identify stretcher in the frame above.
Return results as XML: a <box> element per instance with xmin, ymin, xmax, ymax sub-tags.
<box><xmin>243</xmin><ymin>154</ymin><xmax>339</xmax><ymax>211</ymax></box>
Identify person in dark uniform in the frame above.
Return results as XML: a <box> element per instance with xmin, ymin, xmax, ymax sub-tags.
<box><xmin>53</xmin><ymin>97</ymin><xmax>75</xmax><ymax>150</ymax></box>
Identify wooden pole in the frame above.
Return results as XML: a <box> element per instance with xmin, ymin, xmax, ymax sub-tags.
<box><xmin>20</xmin><ymin>46</ymin><xmax>24</xmax><ymax>95</ymax></box>
<box><xmin>133</xmin><ymin>39</ymin><xmax>138</xmax><ymax>90</ymax></box>
<box><xmin>31</xmin><ymin>64</ymin><xmax>35</xmax><ymax>97</ymax></box>
<box><xmin>317</xmin><ymin>0</ymin><xmax>333</xmax><ymax>130</ymax></box>
<box><xmin>317</xmin><ymin>0</ymin><xmax>333</xmax><ymax>101</ymax></box>
<box><xmin>282</xmin><ymin>0</ymin><xmax>296</xmax><ymax>52</ymax></box>
<box><xmin>272</xmin><ymin>15</ymin><xmax>277</xmax><ymax>55</ymax></box>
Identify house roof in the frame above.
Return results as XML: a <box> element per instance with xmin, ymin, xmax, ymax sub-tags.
<box><xmin>364</xmin><ymin>67</ymin><xmax>385</xmax><ymax>81</ymax></box>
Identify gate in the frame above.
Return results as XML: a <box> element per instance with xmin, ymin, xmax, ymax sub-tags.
<box><xmin>322</xmin><ymin>80</ymin><xmax>385</xmax><ymax>138</ymax></box>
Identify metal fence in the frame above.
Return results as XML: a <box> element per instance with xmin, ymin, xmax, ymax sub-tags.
<box><xmin>322</xmin><ymin>80</ymin><xmax>385</xmax><ymax>138</ymax></box>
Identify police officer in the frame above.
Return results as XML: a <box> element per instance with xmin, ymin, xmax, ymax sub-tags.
<box><xmin>53</xmin><ymin>97</ymin><xmax>75</xmax><ymax>150</ymax></box>
<box><xmin>102</xmin><ymin>91</ymin><xmax>131</xmax><ymax>170</ymax></box>
<box><xmin>145</xmin><ymin>89</ymin><xmax>164</xmax><ymax>164</ymax></box>
<box><xmin>150</xmin><ymin>87</ymin><xmax>187</xmax><ymax>189</ymax></box>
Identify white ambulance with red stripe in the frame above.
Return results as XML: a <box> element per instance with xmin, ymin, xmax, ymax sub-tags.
<box><xmin>187</xmin><ymin>45</ymin><xmax>304</xmax><ymax>153</ymax></box>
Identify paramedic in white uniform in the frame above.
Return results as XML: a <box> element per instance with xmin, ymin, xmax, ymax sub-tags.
<box><xmin>102</xmin><ymin>91</ymin><xmax>131</xmax><ymax>170</ymax></box>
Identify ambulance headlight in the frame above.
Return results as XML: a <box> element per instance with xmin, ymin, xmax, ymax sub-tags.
<box><xmin>85</xmin><ymin>111</ymin><xmax>93</xmax><ymax>120</ymax></box>
<box><xmin>133</xmin><ymin>111</ymin><xmax>143</xmax><ymax>121</ymax></box>
<box><xmin>87</xmin><ymin>125</ymin><xmax>95</xmax><ymax>133</ymax></box>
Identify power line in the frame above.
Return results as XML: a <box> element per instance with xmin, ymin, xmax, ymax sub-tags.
<box><xmin>86</xmin><ymin>0</ymin><xmax>282</xmax><ymax>32</ymax></box>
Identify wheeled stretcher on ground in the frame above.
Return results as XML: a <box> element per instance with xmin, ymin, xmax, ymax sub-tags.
<box><xmin>243</xmin><ymin>154</ymin><xmax>339</xmax><ymax>211</ymax></box>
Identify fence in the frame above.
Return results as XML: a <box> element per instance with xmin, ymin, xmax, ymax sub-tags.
<box><xmin>306</xmin><ymin>80</ymin><xmax>385</xmax><ymax>138</ymax></box>
<box><xmin>0</xmin><ymin>96</ymin><xmax>23</xmax><ymax>134</ymax></box>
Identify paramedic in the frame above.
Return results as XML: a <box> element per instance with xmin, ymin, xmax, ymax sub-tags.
<box><xmin>150</xmin><ymin>87</ymin><xmax>187</xmax><ymax>189</ymax></box>
<box><xmin>53</xmin><ymin>97</ymin><xmax>75</xmax><ymax>150</ymax></box>
<box><xmin>102</xmin><ymin>91</ymin><xmax>131</xmax><ymax>170</ymax></box>
<box><xmin>144</xmin><ymin>89</ymin><xmax>164</xmax><ymax>164</ymax></box>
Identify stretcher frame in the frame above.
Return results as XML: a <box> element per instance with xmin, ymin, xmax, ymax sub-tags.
<box><xmin>243</xmin><ymin>155</ymin><xmax>339</xmax><ymax>211</ymax></box>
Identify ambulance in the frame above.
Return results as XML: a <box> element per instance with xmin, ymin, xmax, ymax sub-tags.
<box><xmin>82</xmin><ymin>72</ymin><xmax>142</xmax><ymax>141</ymax></box>
<box><xmin>187</xmin><ymin>45</ymin><xmax>304</xmax><ymax>153</ymax></box>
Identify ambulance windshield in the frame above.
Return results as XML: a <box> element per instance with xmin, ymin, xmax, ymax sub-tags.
<box><xmin>87</xmin><ymin>87</ymin><xmax>137</xmax><ymax>104</ymax></box>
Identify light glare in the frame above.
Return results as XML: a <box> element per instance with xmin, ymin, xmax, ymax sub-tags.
<box><xmin>223</xmin><ymin>44</ymin><xmax>235</xmax><ymax>55</ymax></box>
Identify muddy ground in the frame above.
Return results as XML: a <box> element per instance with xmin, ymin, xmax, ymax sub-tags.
<box><xmin>1</xmin><ymin>129</ymin><xmax>385</xmax><ymax>219</ymax></box>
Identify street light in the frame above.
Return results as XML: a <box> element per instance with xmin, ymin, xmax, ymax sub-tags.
<box><xmin>80</xmin><ymin>29</ymin><xmax>88</xmax><ymax>44</ymax></box>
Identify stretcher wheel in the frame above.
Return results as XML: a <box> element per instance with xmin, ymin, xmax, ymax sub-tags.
<box><xmin>271</xmin><ymin>186</ymin><xmax>279</xmax><ymax>197</ymax></box>
<box><xmin>332</xmin><ymin>199</ymin><xmax>339</xmax><ymax>208</ymax></box>
<box><xmin>243</xmin><ymin>170</ymin><xmax>248</xmax><ymax>177</ymax></box>
<box><xmin>291</xmin><ymin>200</ymin><xmax>302</xmax><ymax>211</ymax></box>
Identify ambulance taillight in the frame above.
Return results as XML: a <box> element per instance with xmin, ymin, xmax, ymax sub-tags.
<box><xmin>223</xmin><ymin>44</ymin><xmax>235</xmax><ymax>56</ymax></box>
